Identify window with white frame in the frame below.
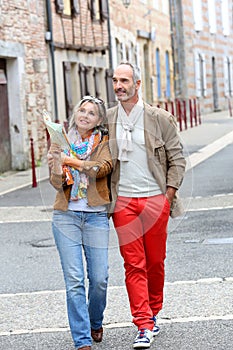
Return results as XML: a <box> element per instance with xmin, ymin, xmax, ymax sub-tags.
<box><xmin>221</xmin><ymin>0</ymin><xmax>230</xmax><ymax>36</ymax></box>
<box><xmin>195</xmin><ymin>53</ymin><xmax>207</xmax><ymax>97</ymax></box>
<box><xmin>208</xmin><ymin>0</ymin><xmax>217</xmax><ymax>34</ymax></box>
<box><xmin>192</xmin><ymin>0</ymin><xmax>203</xmax><ymax>31</ymax></box>
<box><xmin>224</xmin><ymin>56</ymin><xmax>233</xmax><ymax>96</ymax></box>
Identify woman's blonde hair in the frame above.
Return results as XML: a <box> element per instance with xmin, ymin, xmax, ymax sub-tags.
<box><xmin>69</xmin><ymin>96</ymin><xmax>107</xmax><ymax>131</ymax></box>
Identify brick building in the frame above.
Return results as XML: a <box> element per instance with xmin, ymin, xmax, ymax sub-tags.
<box><xmin>0</xmin><ymin>0</ymin><xmax>49</xmax><ymax>172</ymax></box>
<box><xmin>0</xmin><ymin>0</ymin><xmax>111</xmax><ymax>172</ymax></box>
<box><xmin>170</xmin><ymin>0</ymin><xmax>233</xmax><ymax>114</ymax></box>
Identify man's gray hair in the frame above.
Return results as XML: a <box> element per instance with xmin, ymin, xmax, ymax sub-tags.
<box><xmin>119</xmin><ymin>61</ymin><xmax>141</xmax><ymax>83</ymax></box>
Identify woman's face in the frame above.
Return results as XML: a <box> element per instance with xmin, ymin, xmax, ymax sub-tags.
<box><xmin>75</xmin><ymin>101</ymin><xmax>101</xmax><ymax>135</ymax></box>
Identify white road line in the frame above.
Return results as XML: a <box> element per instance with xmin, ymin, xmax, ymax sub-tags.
<box><xmin>185</xmin><ymin>130</ymin><xmax>233</xmax><ymax>171</ymax></box>
<box><xmin>0</xmin><ymin>277</ymin><xmax>232</xmax><ymax>337</ymax></box>
<box><xmin>187</xmin><ymin>205</ymin><xmax>233</xmax><ymax>211</ymax></box>
<box><xmin>0</xmin><ymin>276</ymin><xmax>232</xmax><ymax>298</ymax></box>
<box><xmin>1</xmin><ymin>314</ymin><xmax>233</xmax><ymax>337</ymax></box>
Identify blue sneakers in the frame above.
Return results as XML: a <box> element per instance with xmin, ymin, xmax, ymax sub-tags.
<box><xmin>152</xmin><ymin>315</ymin><xmax>160</xmax><ymax>336</ymax></box>
<box><xmin>133</xmin><ymin>329</ymin><xmax>154</xmax><ymax>348</ymax></box>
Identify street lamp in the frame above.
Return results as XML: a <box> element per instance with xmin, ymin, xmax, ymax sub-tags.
<box><xmin>122</xmin><ymin>0</ymin><xmax>131</xmax><ymax>8</ymax></box>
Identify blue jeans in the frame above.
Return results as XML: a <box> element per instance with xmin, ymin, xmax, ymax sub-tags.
<box><xmin>52</xmin><ymin>210</ymin><xmax>109</xmax><ymax>349</ymax></box>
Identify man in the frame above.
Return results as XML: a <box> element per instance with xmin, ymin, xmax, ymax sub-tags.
<box><xmin>107</xmin><ymin>62</ymin><xmax>186</xmax><ymax>348</ymax></box>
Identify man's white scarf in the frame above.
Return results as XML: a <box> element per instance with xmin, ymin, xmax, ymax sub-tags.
<box><xmin>118</xmin><ymin>98</ymin><xmax>144</xmax><ymax>161</ymax></box>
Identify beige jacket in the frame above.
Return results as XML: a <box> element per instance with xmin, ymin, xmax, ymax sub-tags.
<box><xmin>50</xmin><ymin>135</ymin><xmax>112</xmax><ymax>211</ymax></box>
<box><xmin>107</xmin><ymin>103</ymin><xmax>186</xmax><ymax>218</ymax></box>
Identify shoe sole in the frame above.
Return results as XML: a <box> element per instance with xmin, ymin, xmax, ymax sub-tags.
<box><xmin>153</xmin><ymin>329</ymin><xmax>160</xmax><ymax>337</ymax></box>
<box><xmin>133</xmin><ymin>337</ymin><xmax>154</xmax><ymax>348</ymax></box>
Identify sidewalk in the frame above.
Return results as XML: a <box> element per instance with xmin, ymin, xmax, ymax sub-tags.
<box><xmin>0</xmin><ymin>109</ymin><xmax>232</xmax><ymax>197</ymax></box>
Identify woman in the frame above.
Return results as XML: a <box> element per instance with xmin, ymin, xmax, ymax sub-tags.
<box><xmin>47</xmin><ymin>96</ymin><xmax>112</xmax><ymax>350</ymax></box>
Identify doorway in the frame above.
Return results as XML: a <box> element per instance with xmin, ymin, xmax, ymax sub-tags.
<box><xmin>0</xmin><ymin>59</ymin><xmax>11</xmax><ymax>172</ymax></box>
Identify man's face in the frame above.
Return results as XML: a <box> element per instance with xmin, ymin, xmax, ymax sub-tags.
<box><xmin>112</xmin><ymin>64</ymin><xmax>140</xmax><ymax>102</ymax></box>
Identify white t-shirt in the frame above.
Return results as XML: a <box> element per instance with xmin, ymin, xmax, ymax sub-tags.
<box><xmin>116</xmin><ymin>103</ymin><xmax>162</xmax><ymax>198</ymax></box>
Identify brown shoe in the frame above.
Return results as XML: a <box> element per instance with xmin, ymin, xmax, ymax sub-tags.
<box><xmin>91</xmin><ymin>327</ymin><xmax>103</xmax><ymax>342</ymax></box>
<box><xmin>77</xmin><ymin>347</ymin><xmax>91</xmax><ymax>350</ymax></box>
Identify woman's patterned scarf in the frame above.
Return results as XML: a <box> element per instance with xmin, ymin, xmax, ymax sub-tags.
<box><xmin>64</xmin><ymin>127</ymin><xmax>101</xmax><ymax>201</ymax></box>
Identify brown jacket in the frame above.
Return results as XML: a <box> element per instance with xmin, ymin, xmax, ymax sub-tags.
<box><xmin>50</xmin><ymin>135</ymin><xmax>112</xmax><ymax>211</ymax></box>
<box><xmin>107</xmin><ymin>103</ymin><xmax>186</xmax><ymax>218</ymax></box>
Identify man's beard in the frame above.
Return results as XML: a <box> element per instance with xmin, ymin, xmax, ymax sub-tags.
<box><xmin>115</xmin><ymin>87</ymin><xmax>136</xmax><ymax>102</ymax></box>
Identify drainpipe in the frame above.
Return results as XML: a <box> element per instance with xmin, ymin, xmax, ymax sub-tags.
<box><xmin>45</xmin><ymin>0</ymin><xmax>59</xmax><ymax>122</ymax></box>
<box><xmin>106</xmin><ymin>0</ymin><xmax>113</xmax><ymax>69</ymax></box>
<box><xmin>169</xmin><ymin>0</ymin><xmax>177</xmax><ymax>99</ymax></box>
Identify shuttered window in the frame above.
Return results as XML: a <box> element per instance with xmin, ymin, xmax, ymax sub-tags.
<box><xmin>55</xmin><ymin>0</ymin><xmax>64</xmax><ymax>14</ymax></box>
<box><xmin>93</xmin><ymin>68</ymin><xmax>101</xmax><ymax>98</ymax></box>
<box><xmin>105</xmin><ymin>69</ymin><xmax>116</xmax><ymax>108</ymax></box>
<box><xmin>195</xmin><ymin>53</ymin><xmax>207</xmax><ymax>97</ymax></box>
<box><xmin>63</xmin><ymin>62</ymin><xmax>73</xmax><ymax>119</ymax></box>
<box><xmin>79</xmin><ymin>63</ymin><xmax>88</xmax><ymax>98</ymax></box>
<box><xmin>55</xmin><ymin>0</ymin><xmax>79</xmax><ymax>16</ymax></box>
<box><xmin>224</xmin><ymin>56</ymin><xmax>233</xmax><ymax>97</ymax></box>
<box><xmin>90</xmin><ymin>0</ymin><xmax>108</xmax><ymax>21</ymax></box>
<box><xmin>99</xmin><ymin>0</ymin><xmax>108</xmax><ymax>21</ymax></box>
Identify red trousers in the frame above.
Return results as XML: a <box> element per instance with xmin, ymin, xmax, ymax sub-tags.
<box><xmin>112</xmin><ymin>194</ymin><xmax>170</xmax><ymax>330</ymax></box>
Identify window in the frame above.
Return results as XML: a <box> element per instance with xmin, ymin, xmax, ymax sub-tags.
<box><xmin>156</xmin><ymin>48</ymin><xmax>161</xmax><ymax>99</ymax></box>
<box><xmin>55</xmin><ymin>0</ymin><xmax>79</xmax><ymax>16</ymax></box>
<box><xmin>195</xmin><ymin>53</ymin><xmax>207</xmax><ymax>97</ymax></box>
<box><xmin>63</xmin><ymin>62</ymin><xmax>73</xmax><ymax>119</ymax></box>
<box><xmin>135</xmin><ymin>43</ymin><xmax>140</xmax><ymax>66</ymax></box>
<box><xmin>224</xmin><ymin>56</ymin><xmax>233</xmax><ymax>97</ymax></box>
<box><xmin>115</xmin><ymin>39</ymin><xmax>121</xmax><ymax>66</ymax></box>
<box><xmin>192</xmin><ymin>0</ymin><xmax>203</xmax><ymax>31</ymax></box>
<box><xmin>208</xmin><ymin>0</ymin><xmax>216</xmax><ymax>34</ymax></box>
<box><xmin>126</xmin><ymin>44</ymin><xmax>133</xmax><ymax>62</ymax></box>
<box><xmin>165</xmin><ymin>51</ymin><xmax>171</xmax><ymax>98</ymax></box>
<box><xmin>93</xmin><ymin>68</ymin><xmax>102</xmax><ymax>98</ymax></box>
<box><xmin>221</xmin><ymin>0</ymin><xmax>230</xmax><ymax>36</ymax></box>
<box><xmin>120</xmin><ymin>42</ymin><xmax>126</xmax><ymax>61</ymax></box>
<box><xmin>79</xmin><ymin>63</ymin><xmax>89</xmax><ymax>97</ymax></box>
<box><xmin>90</xmin><ymin>0</ymin><xmax>108</xmax><ymax>21</ymax></box>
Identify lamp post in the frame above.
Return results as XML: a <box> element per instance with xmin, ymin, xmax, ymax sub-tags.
<box><xmin>122</xmin><ymin>0</ymin><xmax>131</xmax><ymax>8</ymax></box>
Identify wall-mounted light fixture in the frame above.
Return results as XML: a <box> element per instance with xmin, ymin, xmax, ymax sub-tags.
<box><xmin>122</xmin><ymin>0</ymin><xmax>131</xmax><ymax>8</ymax></box>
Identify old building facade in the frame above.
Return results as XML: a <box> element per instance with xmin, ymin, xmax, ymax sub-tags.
<box><xmin>0</xmin><ymin>0</ymin><xmax>49</xmax><ymax>172</ymax></box>
<box><xmin>109</xmin><ymin>0</ymin><xmax>174</xmax><ymax>106</ymax></box>
<box><xmin>0</xmin><ymin>0</ymin><xmax>232</xmax><ymax>172</ymax></box>
<box><xmin>170</xmin><ymin>0</ymin><xmax>233</xmax><ymax>113</ymax></box>
<box><xmin>0</xmin><ymin>0</ymin><xmax>111</xmax><ymax>172</ymax></box>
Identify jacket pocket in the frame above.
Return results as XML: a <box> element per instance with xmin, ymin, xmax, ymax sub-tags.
<box><xmin>154</xmin><ymin>140</ymin><xmax>166</xmax><ymax>166</ymax></box>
